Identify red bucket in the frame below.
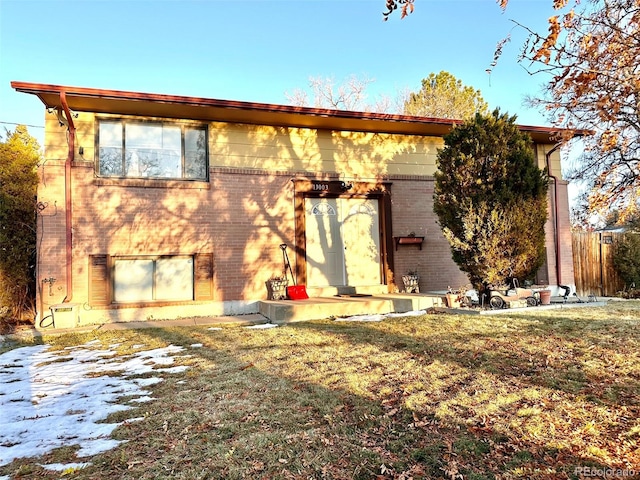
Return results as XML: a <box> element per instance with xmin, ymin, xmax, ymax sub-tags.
<box><xmin>287</xmin><ymin>285</ymin><xmax>309</xmax><ymax>300</ymax></box>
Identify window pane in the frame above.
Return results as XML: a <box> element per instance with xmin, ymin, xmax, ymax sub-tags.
<box><xmin>155</xmin><ymin>257</ymin><xmax>193</xmax><ymax>301</ymax></box>
<box><xmin>99</xmin><ymin>122</ymin><xmax>123</xmax><ymax>176</ymax></box>
<box><xmin>125</xmin><ymin>124</ymin><xmax>181</xmax><ymax>178</ymax></box>
<box><xmin>114</xmin><ymin>259</ymin><xmax>153</xmax><ymax>302</ymax></box>
<box><xmin>185</xmin><ymin>128</ymin><xmax>207</xmax><ymax>180</ymax></box>
<box><xmin>98</xmin><ymin>120</ymin><xmax>208</xmax><ymax>180</ymax></box>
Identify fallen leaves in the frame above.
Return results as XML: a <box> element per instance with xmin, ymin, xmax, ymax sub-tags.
<box><xmin>6</xmin><ymin>304</ymin><xmax>638</xmax><ymax>479</ymax></box>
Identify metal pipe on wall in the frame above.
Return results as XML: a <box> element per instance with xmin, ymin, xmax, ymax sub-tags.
<box><xmin>59</xmin><ymin>91</ymin><xmax>76</xmax><ymax>303</ymax></box>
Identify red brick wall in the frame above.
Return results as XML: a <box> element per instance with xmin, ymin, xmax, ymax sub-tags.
<box><xmin>37</xmin><ymin>162</ymin><xmax>301</xmax><ymax>322</ymax></box>
<box><xmin>554</xmin><ymin>181</ymin><xmax>576</xmax><ymax>288</ymax></box>
<box><xmin>390</xmin><ymin>177</ymin><xmax>469</xmax><ymax>292</ymax></box>
<box><xmin>36</xmin><ymin>160</ymin><xmax>68</xmax><ymax>310</ymax></box>
<box><xmin>36</xmin><ymin>163</ymin><xmax>474</xmax><ymax>317</ymax></box>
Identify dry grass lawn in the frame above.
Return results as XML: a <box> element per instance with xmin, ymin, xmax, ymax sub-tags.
<box><xmin>2</xmin><ymin>301</ymin><xmax>639</xmax><ymax>479</ymax></box>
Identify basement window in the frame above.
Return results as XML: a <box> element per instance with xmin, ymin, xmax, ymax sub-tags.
<box><xmin>89</xmin><ymin>253</ymin><xmax>214</xmax><ymax>307</ymax></box>
<box><xmin>97</xmin><ymin>120</ymin><xmax>208</xmax><ymax>181</ymax></box>
<box><xmin>113</xmin><ymin>256</ymin><xmax>194</xmax><ymax>303</ymax></box>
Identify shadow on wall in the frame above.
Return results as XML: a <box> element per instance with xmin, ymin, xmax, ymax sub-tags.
<box><xmin>48</xmin><ymin>119</ymin><xmax>451</xmax><ymax>317</ymax></box>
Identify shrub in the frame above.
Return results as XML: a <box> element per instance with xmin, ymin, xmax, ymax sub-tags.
<box><xmin>0</xmin><ymin>126</ymin><xmax>41</xmax><ymax>325</ymax></box>
<box><xmin>434</xmin><ymin>110</ymin><xmax>549</xmax><ymax>295</ymax></box>
<box><xmin>613</xmin><ymin>232</ymin><xmax>640</xmax><ymax>289</ymax></box>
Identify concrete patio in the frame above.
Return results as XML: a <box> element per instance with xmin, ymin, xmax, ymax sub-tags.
<box><xmin>258</xmin><ymin>292</ymin><xmax>447</xmax><ymax>324</ymax></box>
<box><xmin>258</xmin><ymin>292</ymin><xmax>608</xmax><ymax>322</ymax></box>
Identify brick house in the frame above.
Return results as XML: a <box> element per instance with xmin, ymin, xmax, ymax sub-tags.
<box><xmin>12</xmin><ymin>82</ymin><xmax>576</xmax><ymax>327</ymax></box>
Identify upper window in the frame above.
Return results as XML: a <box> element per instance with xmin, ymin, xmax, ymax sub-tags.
<box><xmin>97</xmin><ymin>120</ymin><xmax>208</xmax><ymax>180</ymax></box>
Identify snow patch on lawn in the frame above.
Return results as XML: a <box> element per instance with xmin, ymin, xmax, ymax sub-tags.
<box><xmin>0</xmin><ymin>342</ymin><xmax>186</xmax><ymax>467</ymax></box>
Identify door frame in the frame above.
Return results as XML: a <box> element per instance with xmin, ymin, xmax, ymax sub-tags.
<box><xmin>292</xmin><ymin>179</ymin><xmax>394</xmax><ymax>291</ymax></box>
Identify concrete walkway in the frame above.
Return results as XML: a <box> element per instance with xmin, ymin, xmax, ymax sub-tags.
<box><xmin>3</xmin><ymin>313</ymin><xmax>270</xmax><ymax>340</ymax></box>
<box><xmin>95</xmin><ymin>313</ymin><xmax>269</xmax><ymax>331</ymax></box>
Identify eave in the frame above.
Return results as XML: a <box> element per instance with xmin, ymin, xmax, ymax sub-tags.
<box><xmin>11</xmin><ymin>81</ymin><xmax>585</xmax><ymax>143</ymax></box>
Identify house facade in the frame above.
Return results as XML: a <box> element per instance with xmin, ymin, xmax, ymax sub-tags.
<box><xmin>12</xmin><ymin>82</ymin><xmax>576</xmax><ymax>327</ymax></box>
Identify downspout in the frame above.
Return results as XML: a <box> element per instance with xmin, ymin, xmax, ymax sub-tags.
<box><xmin>59</xmin><ymin>91</ymin><xmax>75</xmax><ymax>303</ymax></box>
<box><xmin>545</xmin><ymin>143</ymin><xmax>562</xmax><ymax>286</ymax></box>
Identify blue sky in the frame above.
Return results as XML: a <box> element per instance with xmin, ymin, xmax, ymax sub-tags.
<box><xmin>0</xmin><ymin>0</ymin><xmax>558</xmax><ymax>147</ymax></box>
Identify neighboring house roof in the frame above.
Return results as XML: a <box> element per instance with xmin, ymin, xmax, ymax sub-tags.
<box><xmin>12</xmin><ymin>81</ymin><xmax>586</xmax><ymax>143</ymax></box>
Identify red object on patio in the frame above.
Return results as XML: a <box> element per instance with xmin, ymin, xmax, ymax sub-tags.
<box><xmin>287</xmin><ymin>285</ymin><xmax>309</xmax><ymax>300</ymax></box>
<box><xmin>281</xmin><ymin>244</ymin><xmax>308</xmax><ymax>300</ymax></box>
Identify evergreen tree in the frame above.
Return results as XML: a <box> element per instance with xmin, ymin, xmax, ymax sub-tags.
<box><xmin>434</xmin><ymin>110</ymin><xmax>548</xmax><ymax>295</ymax></box>
<box><xmin>0</xmin><ymin>125</ymin><xmax>41</xmax><ymax>322</ymax></box>
<box><xmin>403</xmin><ymin>71</ymin><xmax>488</xmax><ymax>119</ymax></box>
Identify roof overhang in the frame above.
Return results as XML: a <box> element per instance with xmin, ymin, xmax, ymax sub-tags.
<box><xmin>11</xmin><ymin>81</ymin><xmax>585</xmax><ymax>143</ymax></box>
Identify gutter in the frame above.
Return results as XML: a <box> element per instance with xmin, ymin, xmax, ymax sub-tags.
<box><xmin>59</xmin><ymin>91</ymin><xmax>75</xmax><ymax>303</ymax></box>
<box><xmin>545</xmin><ymin>143</ymin><xmax>563</xmax><ymax>286</ymax></box>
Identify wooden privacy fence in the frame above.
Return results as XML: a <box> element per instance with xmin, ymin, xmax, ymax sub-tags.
<box><xmin>572</xmin><ymin>231</ymin><xmax>625</xmax><ymax>297</ymax></box>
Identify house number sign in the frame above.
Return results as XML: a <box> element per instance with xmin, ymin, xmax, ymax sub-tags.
<box><xmin>311</xmin><ymin>182</ymin><xmax>330</xmax><ymax>192</ymax></box>
<box><xmin>310</xmin><ymin>181</ymin><xmax>353</xmax><ymax>193</ymax></box>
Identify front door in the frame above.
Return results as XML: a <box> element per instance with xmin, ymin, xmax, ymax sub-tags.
<box><xmin>305</xmin><ymin>197</ymin><xmax>381</xmax><ymax>287</ymax></box>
